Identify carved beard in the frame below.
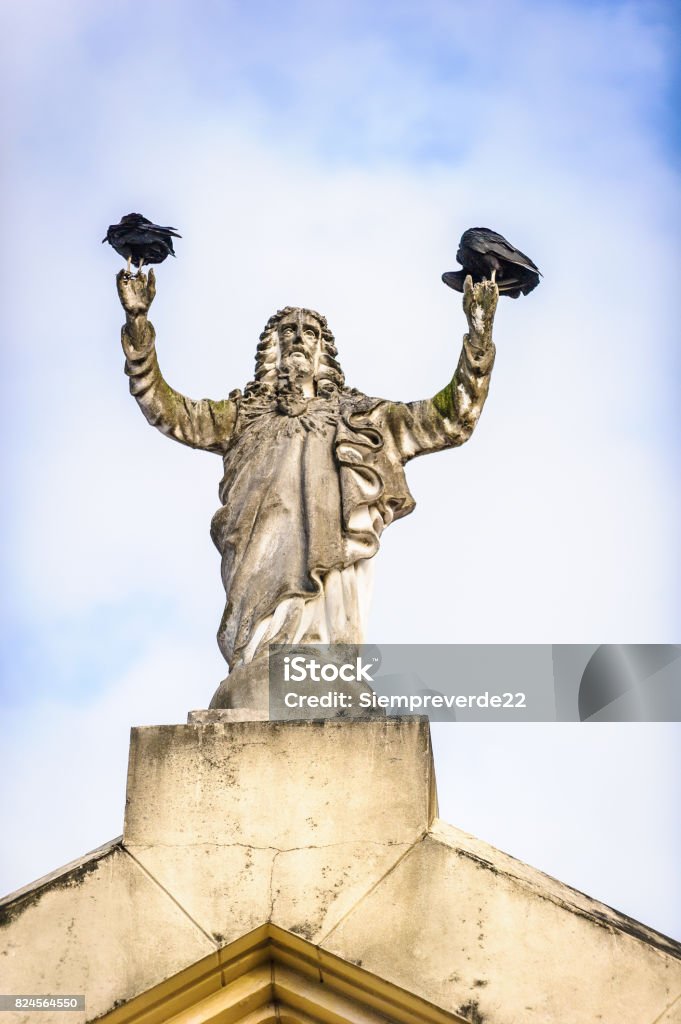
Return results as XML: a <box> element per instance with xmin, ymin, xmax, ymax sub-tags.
<box><xmin>277</xmin><ymin>352</ymin><xmax>314</xmax><ymax>416</ymax></box>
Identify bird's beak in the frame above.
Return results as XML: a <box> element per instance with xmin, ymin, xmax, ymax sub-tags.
<box><xmin>101</xmin><ymin>237</ymin><xmax>106</xmax><ymax>243</ymax></box>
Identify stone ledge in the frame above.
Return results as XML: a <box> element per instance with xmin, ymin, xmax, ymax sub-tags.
<box><xmin>124</xmin><ymin>717</ymin><xmax>437</xmax><ymax>848</ymax></box>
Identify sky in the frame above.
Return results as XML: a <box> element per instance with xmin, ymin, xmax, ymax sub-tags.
<box><xmin>1</xmin><ymin>0</ymin><xmax>680</xmax><ymax>941</ymax></box>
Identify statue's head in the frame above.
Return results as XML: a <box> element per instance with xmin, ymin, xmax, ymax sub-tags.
<box><xmin>247</xmin><ymin>306</ymin><xmax>345</xmax><ymax>397</ymax></box>
<box><xmin>276</xmin><ymin>309</ymin><xmax>325</xmax><ymax>381</ymax></box>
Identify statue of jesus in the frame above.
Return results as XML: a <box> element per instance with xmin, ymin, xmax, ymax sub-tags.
<box><xmin>117</xmin><ymin>271</ymin><xmax>498</xmax><ymax>709</ymax></box>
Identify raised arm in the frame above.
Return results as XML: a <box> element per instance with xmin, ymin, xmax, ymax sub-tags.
<box><xmin>117</xmin><ymin>270</ymin><xmax>236</xmax><ymax>454</ymax></box>
<box><xmin>376</xmin><ymin>276</ymin><xmax>497</xmax><ymax>460</ymax></box>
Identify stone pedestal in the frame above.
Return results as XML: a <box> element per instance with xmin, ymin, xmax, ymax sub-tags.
<box><xmin>123</xmin><ymin>717</ymin><xmax>436</xmax><ymax>947</ymax></box>
<box><xmin>1</xmin><ymin>718</ymin><xmax>680</xmax><ymax>1024</ymax></box>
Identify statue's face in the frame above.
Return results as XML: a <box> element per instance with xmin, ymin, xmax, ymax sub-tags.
<box><xmin>277</xmin><ymin>310</ymin><xmax>323</xmax><ymax>378</ymax></box>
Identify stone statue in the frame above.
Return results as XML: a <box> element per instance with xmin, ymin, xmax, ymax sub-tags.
<box><xmin>117</xmin><ymin>270</ymin><xmax>497</xmax><ymax>709</ymax></box>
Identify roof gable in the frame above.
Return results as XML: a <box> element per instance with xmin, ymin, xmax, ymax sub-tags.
<box><xmin>98</xmin><ymin>923</ymin><xmax>465</xmax><ymax>1024</ymax></box>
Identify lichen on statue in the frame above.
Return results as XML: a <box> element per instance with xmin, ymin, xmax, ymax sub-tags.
<box><xmin>117</xmin><ymin>272</ymin><xmax>497</xmax><ymax>709</ymax></box>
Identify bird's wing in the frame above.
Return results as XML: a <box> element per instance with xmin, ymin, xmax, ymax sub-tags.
<box><xmin>106</xmin><ymin>225</ymin><xmax>131</xmax><ymax>246</ymax></box>
<box><xmin>441</xmin><ymin>270</ymin><xmax>467</xmax><ymax>292</ymax></box>
<box><xmin>145</xmin><ymin>222</ymin><xmax>182</xmax><ymax>239</ymax></box>
<box><xmin>119</xmin><ymin>227</ymin><xmax>147</xmax><ymax>244</ymax></box>
<box><xmin>463</xmin><ymin>228</ymin><xmax>541</xmax><ymax>274</ymax></box>
<box><xmin>497</xmin><ymin>243</ymin><xmax>540</xmax><ymax>274</ymax></box>
<box><xmin>145</xmin><ymin>238</ymin><xmax>175</xmax><ymax>258</ymax></box>
<box><xmin>443</xmin><ymin>267</ymin><xmax>539</xmax><ymax>297</ymax></box>
<box><xmin>463</xmin><ymin>228</ymin><xmax>510</xmax><ymax>251</ymax></box>
<box><xmin>116</xmin><ymin>226</ymin><xmax>167</xmax><ymax>248</ymax></box>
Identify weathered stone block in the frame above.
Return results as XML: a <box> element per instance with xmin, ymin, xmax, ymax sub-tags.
<box><xmin>123</xmin><ymin>717</ymin><xmax>435</xmax><ymax>944</ymax></box>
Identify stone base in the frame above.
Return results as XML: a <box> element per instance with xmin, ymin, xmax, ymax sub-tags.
<box><xmin>207</xmin><ymin>648</ymin><xmax>384</xmax><ymax>721</ymax></box>
<box><xmin>208</xmin><ymin>655</ymin><xmax>270</xmax><ymax>714</ymax></box>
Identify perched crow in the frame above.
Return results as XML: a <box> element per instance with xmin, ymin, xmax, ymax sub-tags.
<box><xmin>102</xmin><ymin>213</ymin><xmax>181</xmax><ymax>274</ymax></box>
<box><xmin>442</xmin><ymin>227</ymin><xmax>541</xmax><ymax>298</ymax></box>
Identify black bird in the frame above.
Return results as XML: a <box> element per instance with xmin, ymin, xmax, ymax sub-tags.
<box><xmin>442</xmin><ymin>227</ymin><xmax>541</xmax><ymax>298</ymax></box>
<box><xmin>102</xmin><ymin>213</ymin><xmax>182</xmax><ymax>274</ymax></box>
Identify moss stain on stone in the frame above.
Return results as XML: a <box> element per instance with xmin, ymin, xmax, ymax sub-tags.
<box><xmin>433</xmin><ymin>382</ymin><xmax>457</xmax><ymax>420</ymax></box>
<box><xmin>457</xmin><ymin>999</ymin><xmax>487</xmax><ymax>1023</ymax></box>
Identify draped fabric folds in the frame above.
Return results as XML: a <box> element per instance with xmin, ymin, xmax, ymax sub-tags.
<box><xmin>210</xmin><ymin>390</ymin><xmax>417</xmax><ymax>668</ymax></box>
<box><xmin>122</xmin><ymin>318</ymin><xmax>495</xmax><ymax>674</ymax></box>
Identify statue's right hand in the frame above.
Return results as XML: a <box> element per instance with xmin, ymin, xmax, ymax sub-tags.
<box><xmin>116</xmin><ymin>268</ymin><xmax>156</xmax><ymax>317</ymax></box>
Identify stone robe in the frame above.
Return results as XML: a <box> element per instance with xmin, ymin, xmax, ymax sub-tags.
<box><xmin>121</xmin><ymin>321</ymin><xmax>495</xmax><ymax>702</ymax></box>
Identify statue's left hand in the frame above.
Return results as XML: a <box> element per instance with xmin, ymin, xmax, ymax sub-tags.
<box><xmin>117</xmin><ymin>268</ymin><xmax>156</xmax><ymax>318</ymax></box>
<box><xmin>463</xmin><ymin>275</ymin><xmax>498</xmax><ymax>343</ymax></box>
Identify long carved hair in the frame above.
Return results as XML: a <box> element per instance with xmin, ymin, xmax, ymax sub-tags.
<box><xmin>243</xmin><ymin>307</ymin><xmax>345</xmax><ymax>403</ymax></box>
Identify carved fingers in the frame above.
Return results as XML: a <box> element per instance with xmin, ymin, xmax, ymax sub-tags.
<box><xmin>463</xmin><ymin>276</ymin><xmax>498</xmax><ymax>339</ymax></box>
<box><xmin>463</xmin><ymin>274</ymin><xmax>475</xmax><ymax>319</ymax></box>
<box><xmin>116</xmin><ymin>268</ymin><xmax>157</xmax><ymax>317</ymax></box>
